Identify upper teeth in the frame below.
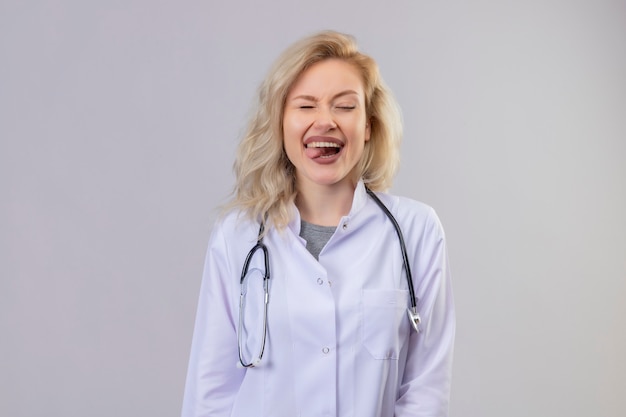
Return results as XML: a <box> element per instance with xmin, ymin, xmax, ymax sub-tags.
<box><xmin>306</xmin><ymin>142</ymin><xmax>341</xmax><ymax>148</ymax></box>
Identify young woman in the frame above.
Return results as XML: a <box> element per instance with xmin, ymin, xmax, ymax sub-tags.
<box><xmin>182</xmin><ymin>31</ymin><xmax>455</xmax><ymax>417</ymax></box>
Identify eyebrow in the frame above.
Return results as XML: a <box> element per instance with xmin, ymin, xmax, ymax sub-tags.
<box><xmin>290</xmin><ymin>90</ymin><xmax>360</xmax><ymax>102</ymax></box>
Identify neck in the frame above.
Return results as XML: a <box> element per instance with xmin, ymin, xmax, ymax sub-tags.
<box><xmin>295</xmin><ymin>180</ymin><xmax>358</xmax><ymax>227</ymax></box>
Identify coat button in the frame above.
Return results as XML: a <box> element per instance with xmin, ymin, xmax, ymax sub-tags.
<box><xmin>317</xmin><ymin>278</ymin><xmax>324</xmax><ymax>285</ymax></box>
<box><xmin>322</xmin><ymin>347</ymin><xmax>330</xmax><ymax>354</ymax></box>
<box><xmin>342</xmin><ymin>223</ymin><xmax>348</xmax><ymax>230</ymax></box>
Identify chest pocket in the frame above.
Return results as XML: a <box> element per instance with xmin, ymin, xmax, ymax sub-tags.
<box><xmin>361</xmin><ymin>289</ymin><xmax>410</xmax><ymax>360</ymax></box>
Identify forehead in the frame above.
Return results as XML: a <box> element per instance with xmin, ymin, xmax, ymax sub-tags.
<box><xmin>287</xmin><ymin>59</ymin><xmax>364</xmax><ymax>97</ymax></box>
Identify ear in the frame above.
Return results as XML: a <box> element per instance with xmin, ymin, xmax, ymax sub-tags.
<box><xmin>365</xmin><ymin>119</ymin><xmax>372</xmax><ymax>142</ymax></box>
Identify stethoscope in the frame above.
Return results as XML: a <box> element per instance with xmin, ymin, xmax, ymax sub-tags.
<box><xmin>238</xmin><ymin>188</ymin><xmax>421</xmax><ymax>368</ymax></box>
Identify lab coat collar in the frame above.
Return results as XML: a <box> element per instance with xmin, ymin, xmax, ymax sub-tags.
<box><xmin>287</xmin><ymin>204</ymin><xmax>302</xmax><ymax>236</ymax></box>
<box><xmin>286</xmin><ymin>179</ymin><xmax>368</xmax><ymax>236</ymax></box>
<box><xmin>349</xmin><ymin>180</ymin><xmax>368</xmax><ymax>216</ymax></box>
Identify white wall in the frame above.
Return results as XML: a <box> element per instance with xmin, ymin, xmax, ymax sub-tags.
<box><xmin>1</xmin><ymin>1</ymin><xmax>624</xmax><ymax>416</ymax></box>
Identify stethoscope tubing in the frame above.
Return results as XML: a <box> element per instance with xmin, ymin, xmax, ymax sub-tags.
<box><xmin>237</xmin><ymin>188</ymin><xmax>421</xmax><ymax>367</ymax></box>
<box><xmin>364</xmin><ymin>188</ymin><xmax>418</xmax><ymax>311</ymax></box>
<box><xmin>238</xmin><ymin>223</ymin><xmax>270</xmax><ymax>368</ymax></box>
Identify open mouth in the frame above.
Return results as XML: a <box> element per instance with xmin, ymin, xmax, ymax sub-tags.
<box><xmin>305</xmin><ymin>141</ymin><xmax>342</xmax><ymax>159</ymax></box>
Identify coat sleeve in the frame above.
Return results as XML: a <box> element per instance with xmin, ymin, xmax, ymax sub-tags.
<box><xmin>395</xmin><ymin>207</ymin><xmax>456</xmax><ymax>417</ymax></box>
<box><xmin>181</xmin><ymin>222</ymin><xmax>246</xmax><ymax>417</ymax></box>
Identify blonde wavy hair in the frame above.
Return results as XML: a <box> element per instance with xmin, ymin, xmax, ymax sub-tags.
<box><xmin>227</xmin><ymin>30</ymin><xmax>403</xmax><ymax>229</ymax></box>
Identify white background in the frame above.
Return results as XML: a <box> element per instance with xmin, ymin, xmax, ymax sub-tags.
<box><xmin>1</xmin><ymin>1</ymin><xmax>625</xmax><ymax>416</ymax></box>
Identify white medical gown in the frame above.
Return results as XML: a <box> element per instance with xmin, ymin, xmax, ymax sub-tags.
<box><xmin>182</xmin><ymin>181</ymin><xmax>455</xmax><ymax>417</ymax></box>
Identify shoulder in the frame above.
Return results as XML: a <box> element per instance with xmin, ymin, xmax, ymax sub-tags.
<box><xmin>208</xmin><ymin>209</ymin><xmax>261</xmax><ymax>249</ymax></box>
<box><xmin>371</xmin><ymin>191</ymin><xmax>445</xmax><ymax>242</ymax></box>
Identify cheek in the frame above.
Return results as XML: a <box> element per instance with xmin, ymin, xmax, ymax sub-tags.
<box><xmin>284</xmin><ymin>113</ymin><xmax>308</xmax><ymax>133</ymax></box>
<box><xmin>282</xmin><ymin>116</ymin><xmax>302</xmax><ymax>156</ymax></box>
<box><xmin>282</xmin><ymin>115</ymin><xmax>298</xmax><ymax>139</ymax></box>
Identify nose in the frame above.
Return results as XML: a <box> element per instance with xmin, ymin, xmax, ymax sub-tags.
<box><xmin>313</xmin><ymin>107</ymin><xmax>337</xmax><ymax>132</ymax></box>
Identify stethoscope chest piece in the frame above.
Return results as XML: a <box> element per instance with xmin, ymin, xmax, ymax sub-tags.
<box><xmin>407</xmin><ymin>307</ymin><xmax>421</xmax><ymax>333</ymax></box>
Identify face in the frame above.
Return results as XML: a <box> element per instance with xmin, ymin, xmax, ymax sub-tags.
<box><xmin>283</xmin><ymin>59</ymin><xmax>371</xmax><ymax>192</ymax></box>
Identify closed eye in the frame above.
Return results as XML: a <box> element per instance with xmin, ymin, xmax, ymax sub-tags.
<box><xmin>299</xmin><ymin>105</ymin><xmax>315</xmax><ymax>109</ymax></box>
<box><xmin>337</xmin><ymin>106</ymin><xmax>356</xmax><ymax>110</ymax></box>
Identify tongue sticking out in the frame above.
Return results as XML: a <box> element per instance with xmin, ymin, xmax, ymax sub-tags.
<box><xmin>305</xmin><ymin>144</ymin><xmax>341</xmax><ymax>159</ymax></box>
